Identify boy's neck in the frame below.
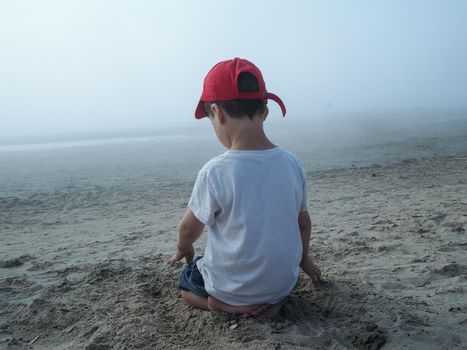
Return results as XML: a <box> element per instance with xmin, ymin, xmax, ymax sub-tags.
<box><xmin>229</xmin><ymin>139</ymin><xmax>276</xmax><ymax>151</ymax></box>
<box><xmin>227</xmin><ymin>118</ymin><xmax>275</xmax><ymax>151</ymax></box>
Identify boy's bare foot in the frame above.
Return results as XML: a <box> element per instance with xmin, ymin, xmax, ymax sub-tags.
<box><xmin>208</xmin><ymin>296</ymin><xmax>287</xmax><ymax>319</ymax></box>
<box><xmin>208</xmin><ymin>296</ymin><xmax>260</xmax><ymax>314</ymax></box>
<box><xmin>247</xmin><ymin>298</ymin><xmax>288</xmax><ymax>319</ymax></box>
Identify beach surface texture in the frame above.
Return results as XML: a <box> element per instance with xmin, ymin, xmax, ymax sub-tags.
<box><xmin>1</xmin><ymin>121</ymin><xmax>467</xmax><ymax>349</ymax></box>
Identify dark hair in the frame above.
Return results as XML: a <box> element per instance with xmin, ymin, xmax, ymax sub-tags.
<box><xmin>204</xmin><ymin>72</ymin><xmax>266</xmax><ymax>120</ymax></box>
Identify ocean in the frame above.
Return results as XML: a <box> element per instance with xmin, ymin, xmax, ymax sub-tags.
<box><xmin>1</xmin><ymin>114</ymin><xmax>467</xmax><ymax>197</ymax></box>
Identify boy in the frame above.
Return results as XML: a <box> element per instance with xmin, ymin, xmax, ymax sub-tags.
<box><xmin>169</xmin><ymin>58</ymin><xmax>321</xmax><ymax>318</ymax></box>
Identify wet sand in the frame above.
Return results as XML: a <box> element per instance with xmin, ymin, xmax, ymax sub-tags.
<box><xmin>1</xmin><ymin>154</ymin><xmax>467</xmax><ymax>349</ymax></box>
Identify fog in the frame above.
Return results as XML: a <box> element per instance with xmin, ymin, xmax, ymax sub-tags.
<box><xmin>1</xmin><ymin>0</ymin><xmax>467</xmax><ymax>139</ymax></box>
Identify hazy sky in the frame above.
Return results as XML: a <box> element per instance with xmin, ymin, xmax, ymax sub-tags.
<box><xmin>1</xmin><ymin>0</ymin><xmax>467</xmax><ymax>137</ymax></box>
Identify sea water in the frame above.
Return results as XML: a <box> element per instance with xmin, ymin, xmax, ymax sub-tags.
<box><xmin>1</xmin><ymin>114</ymin><xmax>467</xmax><ymax>197</ymax></box>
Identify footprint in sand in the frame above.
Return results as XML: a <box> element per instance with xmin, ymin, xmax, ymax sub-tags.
<box><xmin>0</xmin><ymin>255</ymin><xmax>33</xmax><ymax>268</ymax></box>
<box><xmin>416</xmin><ymin>263</ymin><xmax>467</xmax><ymax>287</ymax></box>
<box><xmin>438</xmin><ymin>242</ymin><xmax>467</xmax><ymax>252</ymax></box>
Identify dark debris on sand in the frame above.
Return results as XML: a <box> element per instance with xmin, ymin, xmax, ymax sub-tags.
<box><xmin>0</xmin><ymin>255</ymin><xmax>33</xmax><ymax>269</ymax></box>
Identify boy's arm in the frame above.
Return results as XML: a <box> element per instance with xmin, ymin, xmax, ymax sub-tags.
<box><xmin>298</xmin><ymin>211</ymin><xmax>322</xmax><ymax>285</ymax></box>
<box><xmin>168</xmin><ymin>209</ymin><xmax>205</xmax><ymax>266</ymax></box>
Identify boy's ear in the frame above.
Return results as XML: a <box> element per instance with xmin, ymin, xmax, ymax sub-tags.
<box><xmin>262</xmin><ymin>106</ymin><xmax>269</xmax><ymax>121</ymax></box>
<box><xmin>211</xmin><ymin>103</ymin><xmax>226</xmax><ymax>125</ymax></box>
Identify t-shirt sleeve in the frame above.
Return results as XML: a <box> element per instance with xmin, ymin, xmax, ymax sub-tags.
<box><xmin>299</xmin><ymin>163</ymin><xmax>308</xmax><ymax>212</ymax></box>
<box><xmin>188</xmin><ymin>169</ymin><xmax>219</xmax><ymax>226</ymax></box>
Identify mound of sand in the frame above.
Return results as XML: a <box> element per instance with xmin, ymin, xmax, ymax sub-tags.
<box><xmin>2</xmin><ymin>255</ymin><xmax>394</xmax><ymax>350</ymax></box>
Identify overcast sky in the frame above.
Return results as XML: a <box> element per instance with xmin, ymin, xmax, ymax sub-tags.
<box><xmin>1</xmin><ymin>0</ymin><xmax>467</xmax><ymax>137</ymax></box>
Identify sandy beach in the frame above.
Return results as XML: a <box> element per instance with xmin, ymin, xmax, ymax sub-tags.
<box><xmin>1</xmin><ymin>146</ymin><xmax>466</xmax><ymax>349</ymax></box>
<box><xmin>2</xmin><ymin>0</ymin><xmax>467</xmax><ymax>347</ymax></box>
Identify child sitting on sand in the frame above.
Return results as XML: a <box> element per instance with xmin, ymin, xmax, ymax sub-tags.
<box><xmin>169</xmin><ymin>58</ymin><xmax>321</xmax><ymax>318</ymax></box>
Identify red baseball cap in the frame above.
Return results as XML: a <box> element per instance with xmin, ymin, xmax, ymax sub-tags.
<box><xmin>194</xmin><ymin>58</ymin><xmax>286</xmax><ymax>119</ymax></box>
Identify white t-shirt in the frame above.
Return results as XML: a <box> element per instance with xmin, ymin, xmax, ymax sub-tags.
<box><xmin>189</xmin><ymin>146</ymin><xmax>307</xmax><ymax>306</ymax></box>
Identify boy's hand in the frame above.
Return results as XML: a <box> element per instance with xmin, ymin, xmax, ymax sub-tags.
<box><xmin>168</xmin><ymin>209</ymin><xmax>204</xmax><ymax>267</ymax></box>
<box><xmin>300</xmin><ymin>257</ymin><xmax>322</xmax><ymax>286</ymax></box>
<box><xmin>168</xmin><ymin>245</ymin><xmax>195</xmax><ymax>267</ymax></box>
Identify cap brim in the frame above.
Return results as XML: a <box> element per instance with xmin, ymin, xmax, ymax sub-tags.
<box><xmin>266</xmin><ymin>93</ymin><xmax>286</xmax><ymax>117</ymax></box>
<box><xmin>195</xmin><ymin>100</ymin><xmax>207</xmax><ymax>119</ymax></box>
<box><xmin>195</xmin><ymin>94</ymin><xmax>286</xmax><ymax>118</ymax></box>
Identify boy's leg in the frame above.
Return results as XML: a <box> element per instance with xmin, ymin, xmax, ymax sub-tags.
<box><xmin>207</xmin><ymin>296</ymin><xmax>262</xmax><ymax>314</ymax></box>
<box><xmin>180</xmin><ymin>290</ymin><xmax>209</xmax><ymax>310</ymax></box>
<box><xmin>177</xmin><ymin>256</ymin><xmax>287</xmax><ymax>317</ymax></box>
<box><xmin>180</xmin><ymin>291</ymin><xmax>285</xmax><ymax>318</ymax></box>
<box><xmin>178</xmin><ymin>257</ymin><xmax>211</xmax><ymax>310</ymax></box>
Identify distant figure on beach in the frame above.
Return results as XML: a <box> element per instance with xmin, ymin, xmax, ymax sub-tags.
<box><xmin>169</xmin><ymin>58</ymin><xmax>321</xmax><ymax>318</ymax></box>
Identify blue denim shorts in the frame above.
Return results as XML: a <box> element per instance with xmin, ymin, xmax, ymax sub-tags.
<box><xmin>178</xmin><ymin>256</ymin><xmax>300</xmax><ymax>299</ymax></box>
<box><xmin>178</xmin><ymin>256</ymin><xmax>209</xmax><ymax>298</ymax></box>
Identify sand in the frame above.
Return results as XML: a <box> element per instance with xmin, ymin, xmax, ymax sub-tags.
<box><xmin>1</xmin><ymin>154</ymin><xmax>467</xmax><ymax>349</ymax></box>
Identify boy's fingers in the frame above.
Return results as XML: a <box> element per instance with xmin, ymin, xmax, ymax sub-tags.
<box><xmin>312</xmin><ymin>275</ymin><xmax>320</xmax><ymax>286</ymax></box>
<box><xmin>167</xmin><ymin>256</ymin><xmax>176</xmax><ymax>267</ymax></box>
<box><xmin>309</xmin><ymin>274</ymin><xmax>316</xmax><ymax>284</ymax></box>
<box><xmin>313</xmin><ymin>271</ymin><xmax>323</xmax><ymax>286</ymax></box>
<box><xmin>168</xmin><ymin>253</ymin><xmax>182</xmax><ymax>267</ymax></box>
<box><xmin>168</xmin><ymin>247</ymin><xmax>194</xmax><ymax>266</ymax></box>
<box><xmin>306</xmin><ymin>266</ymin><xmax>321</xmax><ymax>286</ymax></box>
